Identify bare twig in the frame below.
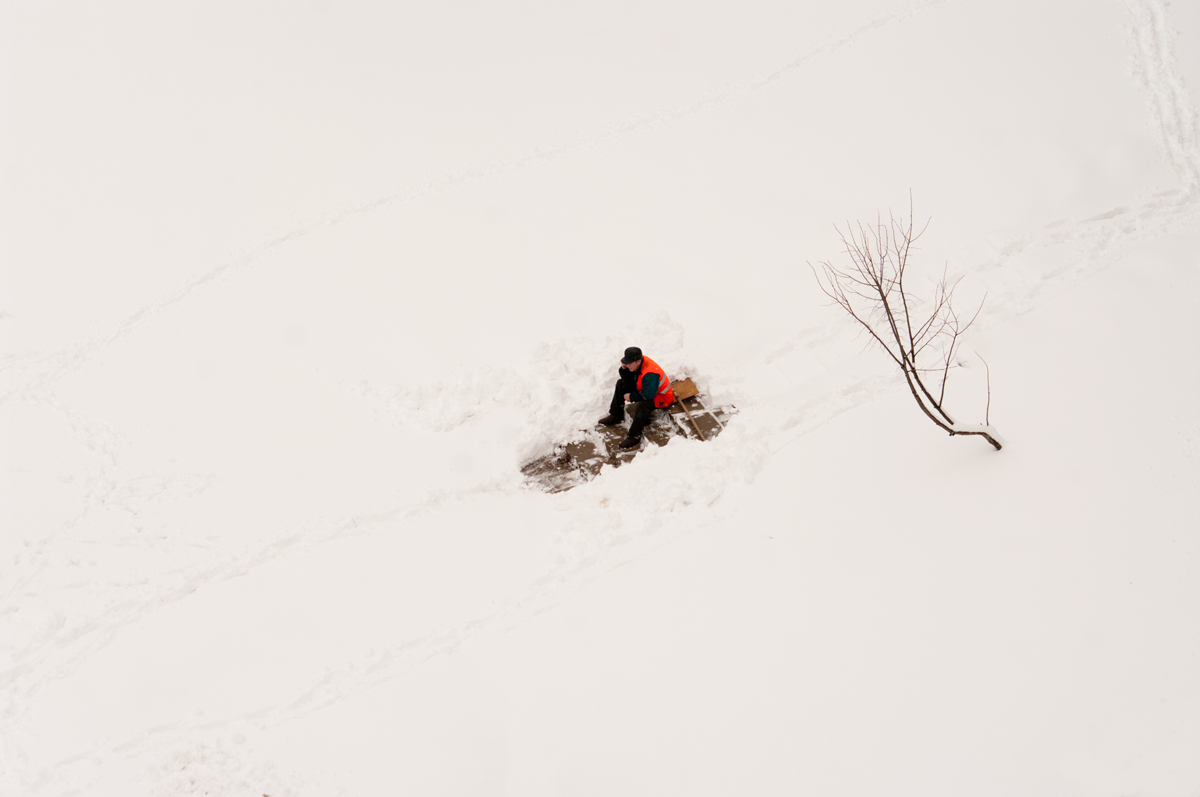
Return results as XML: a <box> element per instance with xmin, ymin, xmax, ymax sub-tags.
<box><xmin>809</xmin><ymin>199</ymin><xmax>1001</xmax><ymax>451</ymax></box>
<box><xmin>978</xmin><ymin>352</ymin><xmax>993</xmax><ymax>427</ymax></box>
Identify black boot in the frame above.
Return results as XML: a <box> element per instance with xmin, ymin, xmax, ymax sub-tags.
<box><xmin>598</xmin><ymin>413</ymin><xmax>623</xmax><ymax>426</ymax></box>
<box><xmin>618</xmin><ymin>434</ymin><xmax>641</xmax><ymax>449</ymax></box>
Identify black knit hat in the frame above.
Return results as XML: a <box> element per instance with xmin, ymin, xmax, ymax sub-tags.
<box><xmin>621</xmin><ymin>346</ymin><xmax>643</xmax><ymax>364</ymax></box>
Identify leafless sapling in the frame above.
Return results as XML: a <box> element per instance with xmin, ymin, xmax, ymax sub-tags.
<box><xmin>810</xmin><ymin>202</ymin><xmax>1002</xmax><ymax>450</ymax></box>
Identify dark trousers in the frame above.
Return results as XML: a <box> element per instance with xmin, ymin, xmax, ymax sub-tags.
<box><xmin>609</xmin><ymin>369</ymin><xmax>656</xmax><ymax>438</ymax></box>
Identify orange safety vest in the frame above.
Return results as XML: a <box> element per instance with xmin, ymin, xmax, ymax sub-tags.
<box><xmin>637</xmin><ymin>357</ymin><xmax>675</xmax><ymax>408</ymax></box>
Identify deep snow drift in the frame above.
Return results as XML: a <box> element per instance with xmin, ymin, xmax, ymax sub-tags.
<box><xmin>2</xmin><ymin>1</ymin><xmax>1199</xmax><ymax>795</ymax></box>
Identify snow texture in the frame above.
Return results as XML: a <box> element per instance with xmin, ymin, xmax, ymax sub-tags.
<box><xmin>2</xmin><ymin>1</ymin><xmax>1199</xmax><ymax>795</ymax></box>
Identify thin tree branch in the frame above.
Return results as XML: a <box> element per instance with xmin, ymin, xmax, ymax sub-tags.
<box><xmin>810</xmin><ymin>198</ymin><xmax>999</xmax><ymax>450</ymax></box>
<box><xmin>978</xmin><ymin>352</ymin><xmax>993</xmax><ymax>427</ymax></box>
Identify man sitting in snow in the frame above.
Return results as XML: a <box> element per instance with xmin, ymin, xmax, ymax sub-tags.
<box><xmin>597</xmin><ymin>347</ymin><xmax>675</xmax><ymax>449</ymax></box>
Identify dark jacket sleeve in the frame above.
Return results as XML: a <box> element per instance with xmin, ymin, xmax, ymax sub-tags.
<box><xmin>638</xmin><ymin>372</ymin><xmax>660</xmax><ymax>402</ymax></box>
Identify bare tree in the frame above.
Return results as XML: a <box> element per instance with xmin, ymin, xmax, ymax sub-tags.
<box><xmin>810</xmin><ymin>200</ymin><xmax>1002</xmax><ymax>451</ymax></box>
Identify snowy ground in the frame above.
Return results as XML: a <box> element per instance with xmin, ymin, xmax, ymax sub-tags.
<box><xmin>2</xmin><ymin>1</ymin><xmax>1199</xmax><ymax>795</ymax></box>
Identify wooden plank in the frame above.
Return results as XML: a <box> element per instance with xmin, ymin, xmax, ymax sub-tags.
<box><xmin>671</xmin><ymin>377</ymin><xmax>699</xmax><ymax>401</ymax></box>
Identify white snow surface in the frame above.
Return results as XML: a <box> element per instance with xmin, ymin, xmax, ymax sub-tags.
<box><xmin>2</xmin><ymin>1</ymin><xmax>1199</xmax><ymax>795</ymax></box>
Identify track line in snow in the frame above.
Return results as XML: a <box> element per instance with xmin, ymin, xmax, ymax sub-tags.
<box><xmin>976</xmin><ymin>0</ymin><xmax>1200</xmax><ymax>323</ymax></box>
<box><xmin>13</xmin><ymin>2</ymin><xmax>1200</xmax><ymax>791</ymax></box>
<box><xmin>1</xmin><ymin>315</ymin><xmax>690</xmax><ymax>769</ymax></box>
<box><xmin>0</xmin><ymin>475</ymin><xmax>519</xmax><ymax>794</ymax></box>
<box><xmin>24</xmin><ymin>462</ymin><xmax>752</xmax><ymax>792</ymax></box>
<box><xmin>16</xmin><ymin>179</ymin><xmax>1198</xmax><ymax>790</ymax></box>
<box><xmin>767</xmin><ymin>0</ymin><xmax>1200</xmax><ymax>454</ymax></box>
<box><xmin>0</xmin><ymin>13</ymin><xmax>961</xmax><ymax>752</ymax></box>
<box><xmin>767</xmin><ymin>190</ymin><xmax>1200</xmax><ymax>458</ymax></box>
<box><xmin>7</xmin><ymin>318</ymin><xmax>760</xmax><ymax>791</ymax></box>
<box><xmin>15</xmin><ymin>197</ymin><xmax>1200</xmax><ymax>797</ymax></box>
<box><xmin>0</xmin><ymin>0</ymin><xmax>950</xmax><ymax>409</ymax></box>
<box><xmin>1126</xmin><ymin>0</ymin><xmax>1200</xmax><ymax>193</ymax></box>
<box><xmin>1</xmin><ymin>7</ymin><xmax>959</xmax><ymax>740</ymax></box>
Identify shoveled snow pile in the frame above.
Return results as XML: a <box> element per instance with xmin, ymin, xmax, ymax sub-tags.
<box><xmin>2</xmin><ymin>1</ymin><xmax>1198</xmax><ymax>795</ymax></box>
